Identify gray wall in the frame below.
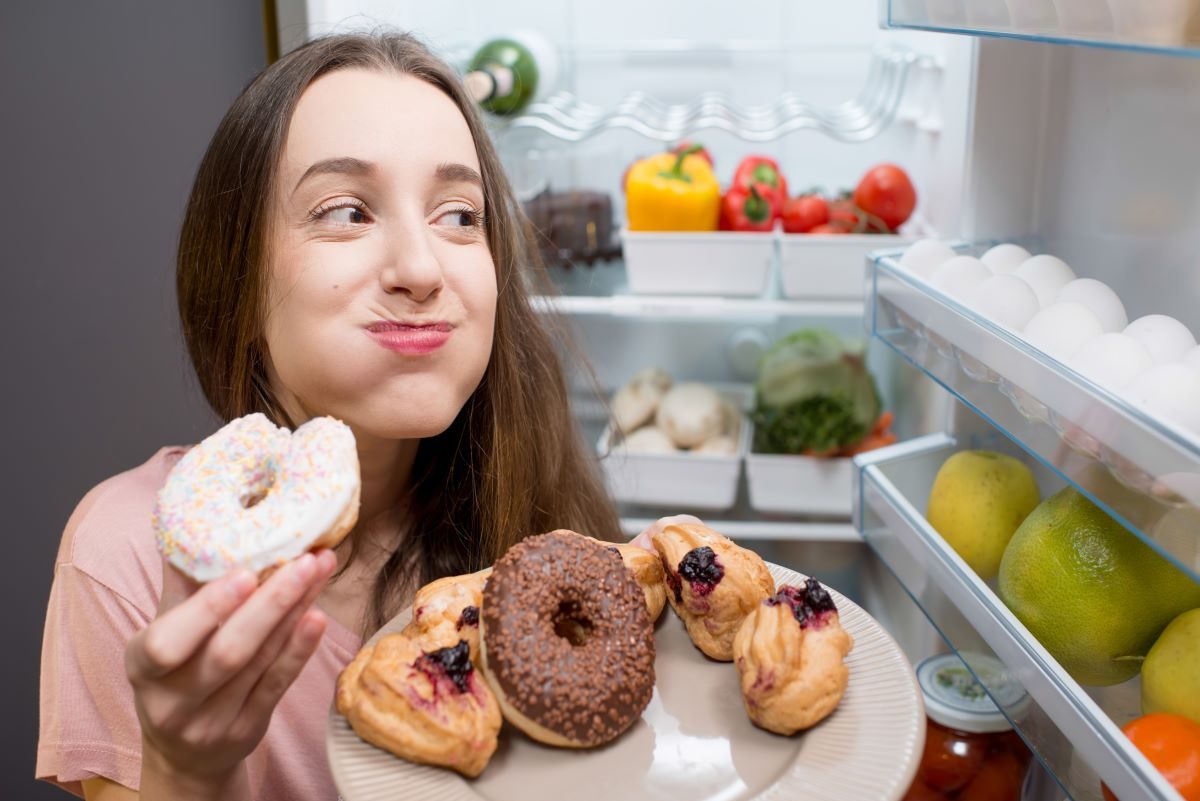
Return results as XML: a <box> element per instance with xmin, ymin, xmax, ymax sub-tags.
<box><xmin>1</xmin><ymin>2</ymin><xmax>265</xmax><ymax>796</ymax></box>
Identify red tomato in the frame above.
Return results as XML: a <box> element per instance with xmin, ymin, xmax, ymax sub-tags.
<box><xmin>809</xmin><ymin>223</ymin><xmax>850</xmax><ymax>234</ymax></box>
<box><xmin>782</xmin><ymin>195</ymin><xmax>830</xmax><ymax>233</ymax></box>
<box><xmin>958</xmin><ymin>751</ymin><xmax>1026</xmax><ymax>801</ymax></box>
<box><xmin>853</xmin><ymin>163</ymin><xmax>917</xmax><ymax>231</ymax></box>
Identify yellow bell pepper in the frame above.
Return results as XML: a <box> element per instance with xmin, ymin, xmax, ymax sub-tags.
<box><xmin>625</xmin><ymin>146</ymin><xmax>720</xmax><ymax>232</ymax></box>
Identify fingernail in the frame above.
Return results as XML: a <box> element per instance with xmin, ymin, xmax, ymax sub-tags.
<box><xmin>226</xmin><ymin>570</ymin><xmax>256</xmax><ymax>599</ymax></box>
<box><xmin>292</xmin><ymin>554</ymin><xmax>315</xmax><ymax>585</ymax></box>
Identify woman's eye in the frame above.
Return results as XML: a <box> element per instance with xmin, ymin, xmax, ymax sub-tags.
<box><xmin>324</xmin><ymin>205</ymin><xmax>369</xmax><ymax>225</ymax></box>
<box><xmin>310</xmin><ymin>201</ymin><xmax>370</xmax><ymax>226</ymax></box>
<box><xmin>437</xmin><ymin>208</ymin><xmax>483</xmax><ymax>228</ymax></box>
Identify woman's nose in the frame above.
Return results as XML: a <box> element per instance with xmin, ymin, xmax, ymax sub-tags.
<box><xmin>379</xmin><ymin>218</ymin><xmax>443</xmax><ymax>302</ymax></box>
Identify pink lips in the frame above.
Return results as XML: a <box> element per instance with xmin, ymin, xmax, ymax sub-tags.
<box><xmin>367</xmin><ymin>321</ymin><xmax>453</xmax><ymax>355</ymax></box>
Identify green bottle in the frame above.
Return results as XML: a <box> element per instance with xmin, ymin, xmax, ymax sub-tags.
<box><xmin>464</xmin><ymin>30</ymin><xmax>558</xmax><ymax>117</ymax></box>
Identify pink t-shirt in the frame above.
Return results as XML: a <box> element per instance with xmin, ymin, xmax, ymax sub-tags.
<box><xmin>37</xmin><ymin>447</ymin><xmax>363</xmax><ymax>799</ymax></box>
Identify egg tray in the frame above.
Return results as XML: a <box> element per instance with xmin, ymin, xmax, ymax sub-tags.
<box><xmin>871</xmin><ymin>251</ymin><xmax>1200</xmax><ymax>545</ymax></box>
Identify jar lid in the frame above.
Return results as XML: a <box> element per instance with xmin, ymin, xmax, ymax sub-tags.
<box><xmin>916</xmin><ymin>652</ymin><xmax>1031</xmax><ymax>734</ymax></box>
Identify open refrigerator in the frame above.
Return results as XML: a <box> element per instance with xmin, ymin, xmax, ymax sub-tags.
<box><xmin>280</xmin><ymin>2</ymin><xmax>1200</xmax><ymax>799</ymax></box>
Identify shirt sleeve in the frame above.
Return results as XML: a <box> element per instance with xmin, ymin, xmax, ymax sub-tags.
<box><xmin>36</xmin><ymin>454</ymin><xmax>177</xmax><ymax>797</ymax></box>
<box><xmin>37</xmin><ymin>559</ymin><xmax>150</xmax><ymax>796</ymax></box>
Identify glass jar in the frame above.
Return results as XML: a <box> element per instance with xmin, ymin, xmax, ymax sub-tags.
<box><xmin>904</xmin><ymin>653</ymin><xmax>1035</xmax><ymax>801</ymax></box>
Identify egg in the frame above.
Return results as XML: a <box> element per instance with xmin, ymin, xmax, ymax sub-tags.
<box><xmin>1183</xmin><ymin>346</ymin><xmax>1200</xmax><ymax>371</ymax></box>
<box><xmin>930</xmin><ymin>256</ymin><xmax>991</xmax><ymax>301</ymax></box>
<box><xmin>1122</xmin><ymin>363</ymin><xmax>1200</xmax><ymax>437</ymax></box>
<box><xmin>1015</xmin><ymin>255</ymin><xmax>1076</xmax><ymax>307</ymax></box>
<box><xmin>1022</xmin><ymin>302</ymin><xmax>1104</xmax><ymax>361</ymax></box>
<box><xmin>899</xmin><ymin>239</ymin><xmax>957</xmax><ymax>278</ymax></box>
<box><xmin>1054</xmin><ymin>279</ymin><xmax>1128</xmax><ymax>333</ymax></box>
<box><xmin>965</xmin><ymin>274</ymin><xmax>1040</xmax><ymax>330</ymax></box>
<box><xmin>1067</xmin><ymin>333</ymin><xmax>1153</xmax><ymax>391</ymax></box>
<box><xmin>981</xmin><ymin>243</ymin><xmax>1032</xmax><ymax>274</ymax></box>
<box><xmin>1123</xmin><ymin>315</ymin><xmax>1197</xmax><ymax>364</ymax></box>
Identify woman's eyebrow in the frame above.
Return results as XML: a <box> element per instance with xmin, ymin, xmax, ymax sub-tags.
<box><xmin>435</xmin><ymin>162</ymin><xmax>483</xmax><ymax>189</ymax></box>
<box><xmin>292</xmin><ymin>156</ymin><xmax>376</xmax><ymax>197</ymax></box>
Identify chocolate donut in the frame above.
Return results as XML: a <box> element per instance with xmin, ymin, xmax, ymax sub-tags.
<box><xmin>480</xmin><ymin>530</ymin><xmax>655</xmax><ymax>748</ymax></box>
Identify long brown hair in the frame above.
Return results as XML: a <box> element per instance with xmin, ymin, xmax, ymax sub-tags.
<box><xmin>177</xmin><ymin>32</ymin><xmax>621</xmax><ymax>633</ymax></box>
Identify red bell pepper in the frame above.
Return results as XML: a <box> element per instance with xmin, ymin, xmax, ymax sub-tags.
<box><xmin>733</xmin><ymin>155</ymin><xmax>788</xmax><ymax>210</ymax></box>
<box><xmin>721</xmin><ymin>185</ymin><xmax>776</xmax><ymax>232</ymax></box>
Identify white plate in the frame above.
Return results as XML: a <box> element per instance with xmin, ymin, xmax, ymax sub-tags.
<box><xmin>328</xmin><ymin>561</ymin><xmax>926</xmax><ymax>801</ymax></box>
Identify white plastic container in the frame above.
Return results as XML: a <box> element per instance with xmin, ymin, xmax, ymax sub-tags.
<box><xmin>746</xmin><ymin>450</ymin><xmax>855</xmax><ymax>517</ymax></box>
<box><xmin>597</xmin><ymin>384</ymin><xmax>752</xmax><ymax>511</ymax></box>
<box><xmin>779</xmin><ymin>233</ymin><xmax>910</xmax><ymax>301</ymax></box>
<box><xmin>621</xmin><ymin>230</ymin><xmax>775</xmax><ymax>296</ymax></box>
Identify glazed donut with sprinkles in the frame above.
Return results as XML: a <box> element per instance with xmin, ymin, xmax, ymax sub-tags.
<box><xmin>153</xmin><ymin>413</ymin><xmax>361</xmax><ymax>582</ymax></box>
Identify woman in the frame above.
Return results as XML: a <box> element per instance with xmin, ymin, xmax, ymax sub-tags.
<box><xmin>38</xmin><ymin>32</ymin><xmax>638</xmax><ymax>800</ymax></box>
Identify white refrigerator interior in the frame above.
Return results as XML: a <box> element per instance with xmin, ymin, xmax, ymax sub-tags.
<box><xmin>278</xmin><ymin>2</ymin><xmax>1200</xmax><ymax>800</ymax></box>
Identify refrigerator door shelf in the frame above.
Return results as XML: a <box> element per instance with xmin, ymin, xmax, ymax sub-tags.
<box><xmin>853</xmin><ymin>433</ymin><xmax>1185</xmax><ymax>801</ymax></box>
<box><xmin>868</xmin><ymin>248</ymin><xmax>1200</xmax><ymax>584</ymax></box>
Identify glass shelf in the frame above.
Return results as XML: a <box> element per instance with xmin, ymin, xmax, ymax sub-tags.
<box><xmin>531</xmin><ymin>258</ymin><xmax>865</xmax><ymax>319</ymax></box>
<box><xmin>886</xmin><ymin>0</ymin><xmax>1200</xmax><ymax>59</ymax></box>
<box><xmin>497</xmin><ymin>45</ymin><xmax>933</xmax><ymax>143</ymax></box>
<box><xmin>868</xmin><ymin>247</ymin><xmax>1200</xmax><ymax>584</ymax></box>
<box><xmin>853</xmin><ymin>433</ymin><xmax>1184</xmax><ymax>801</ymax></box>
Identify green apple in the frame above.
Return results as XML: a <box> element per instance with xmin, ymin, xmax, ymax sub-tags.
<box><xmin>1142</xmin><ymin>607</ymin><xmax>1200</xmax><ymax>723</ymax></box>
<box><xmin>926</xmin><ymin>450</ymin><xmax>1040</xmax><ymax>580</ymax></box>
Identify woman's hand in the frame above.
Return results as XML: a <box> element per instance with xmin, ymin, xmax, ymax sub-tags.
<box><xmin>630</xmin><ymin>514</ymin><xmax>704</xmax><ymax>551</ymax></box>
<box><xmin>125</xmin><ymin>550</ymin><xmax>337</xmax><ymax>799</ymax></box>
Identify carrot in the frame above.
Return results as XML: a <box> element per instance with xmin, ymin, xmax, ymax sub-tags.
<box><xmin>872</xmin><ymin>411</ymin><xmax>894</xmax><ymax>436</ymax></box>
<box><xmin>842</xmin><ymin>431</ymin><xmax>898</xmax><ymax>456</ymax></box>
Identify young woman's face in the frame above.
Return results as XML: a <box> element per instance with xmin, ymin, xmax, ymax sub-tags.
<box><xmin>264</xmin><ymin>68</ymin><xmax>497</xmax><ymax>440</ymax></box>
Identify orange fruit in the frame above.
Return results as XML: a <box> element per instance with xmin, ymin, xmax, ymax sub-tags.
<box><xmin>1102</xmin><ymin>713</ymin><xmax>1200</xmax><ymax>801</ymax></box>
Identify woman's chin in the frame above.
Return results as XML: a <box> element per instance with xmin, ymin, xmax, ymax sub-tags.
<box><xmin>350</xmin><ymin>407</ymin><xmax>463</xmax><ymax>442</ymax></box>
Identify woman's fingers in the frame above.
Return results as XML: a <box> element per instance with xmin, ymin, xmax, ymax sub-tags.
<box><xmin>128</xmin><ymin>569</ymin><xmax>257</xmax><ymax>682</ymax></box>
<box><xmin>190</xmin><ymin>551</ymin><xmax>335</xmax><ymax>689</ymax></box>
<box><xmin>232</xmin><ymin>608</ymin><xmax>327</xmax><ymax>741</ymax></box>
<box><xmin>201</xmin><ymin>551</ymin><xmax>336</xmax><ymax>718</ymax></box>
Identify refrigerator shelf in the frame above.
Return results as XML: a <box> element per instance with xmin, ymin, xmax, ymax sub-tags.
<box><xmin>868</xmin><ymin>248</ymin><xmax>1200</xmax><ymax>584</ymax></box>
<box><xmin>619</xmin><ymin>516</ymin><xmax>859</xmax><ymax>542</ymax></box>
<box><xmin>532</xmin><ymin>292</ymin><xmax>862</xmax><ymax>320</ymax></box>
<box><xmin>885</xmin><ymin>0</ymin><xmax>1200</xmax><ymax>59</ymax></box>
<box><xmin>853</xmin><ymin>433</ymin><xmax>1185</xmax><ymax>801</ymax></box>
<box><xmin>498</xmin><ymin>45</ymin><xmax>932</xmax><ymax>143</ymax></box>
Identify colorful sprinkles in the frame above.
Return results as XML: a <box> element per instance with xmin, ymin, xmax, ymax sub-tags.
<box><xmin>153</xmin><ymin>413</ymin><xmax>359</xmax><ymax>582</ymax></box>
